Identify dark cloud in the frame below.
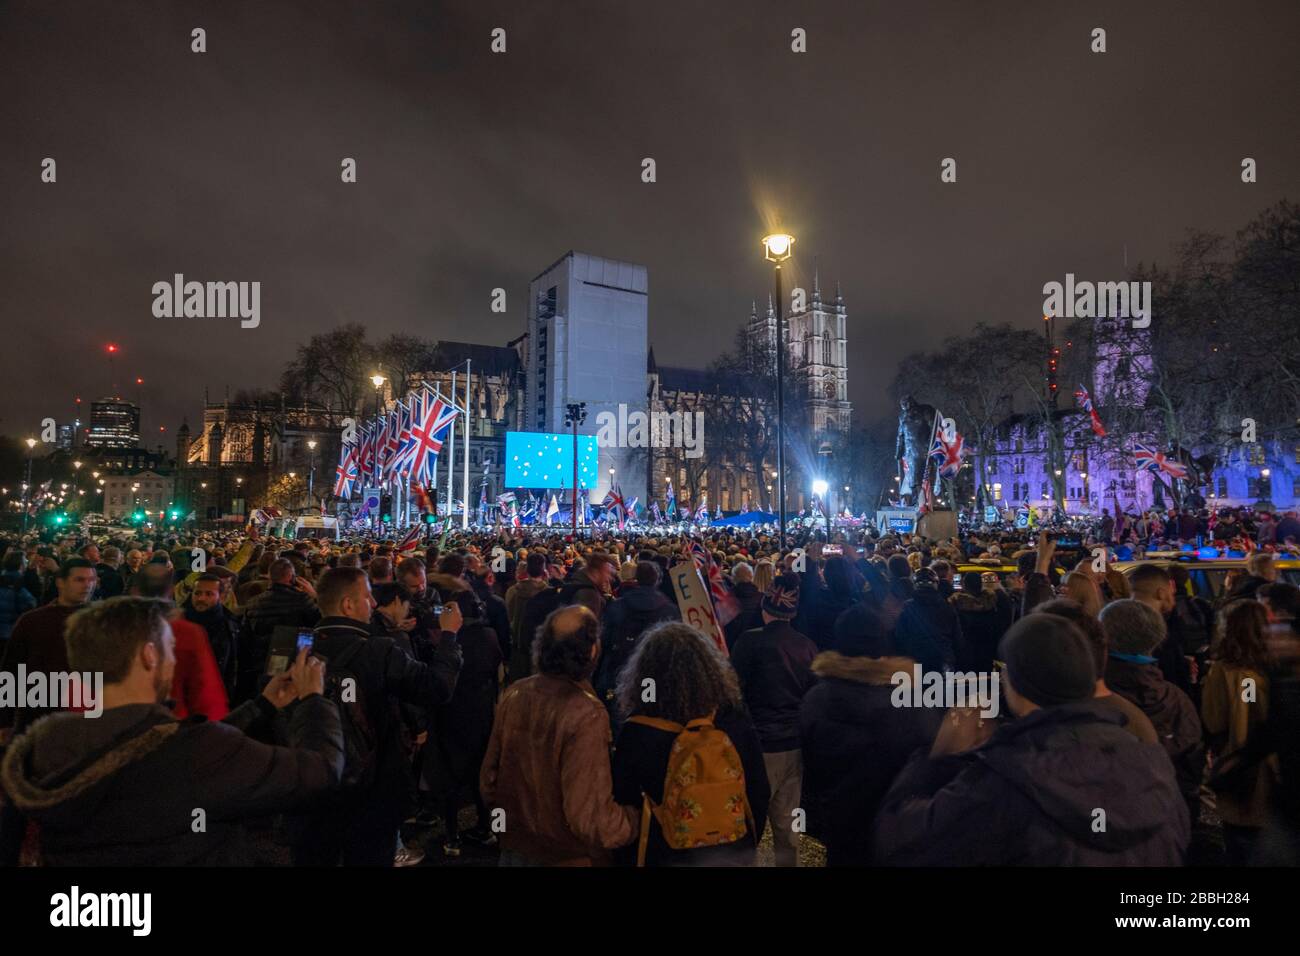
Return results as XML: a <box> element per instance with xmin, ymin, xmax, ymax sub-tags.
<box><xmin>2</xmin><ymin>0</ymin><xmax>1297</xmax><ymax>442</ymax></box>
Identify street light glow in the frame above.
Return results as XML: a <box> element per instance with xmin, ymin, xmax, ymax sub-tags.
<box><xmin>812</xmin><ymin>479</ymin><xmax>829</xmax><ymax>496</ymax></box>
<box><xmin>762</xmin><ymin>233</ymin><xmax>794</xmax><ymax>261</ymax></box>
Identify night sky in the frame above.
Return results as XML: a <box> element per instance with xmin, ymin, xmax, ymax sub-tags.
<box><xmin>2</xmin><ymin>0</ymin><xmax>1297</xmax><ymax>444</ymax></box>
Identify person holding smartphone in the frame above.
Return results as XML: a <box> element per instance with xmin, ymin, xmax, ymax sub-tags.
<box><xmin>1</xmin><ymin>599</ymin><xmax>341</xmax><ymax>866</ymax></box>
<box><xmin>284</xmin><ymin>567</ymin><xmax>463</xmax><ymax>867</ymax></box>
<box><xmin>238</xmin><ymin>558</ymin><xmax>322</xmax><ymax>704</ymax></box>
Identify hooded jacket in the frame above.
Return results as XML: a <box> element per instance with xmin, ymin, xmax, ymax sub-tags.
<box><xmin>0</xmin><ymin>695</ymin><xmax>342</xmax><ymax>866</ymax></box>
<box><xmin>1105</xmin><ymin>656</ymin><xmax>1205</xmax><ymax>820</ymax></box>
<box><xmin>799</xmin><ymin>653</ymin><xmax>944</xmax><ymax>866</ymax></box>
<box><xmin>873</xmin><ymin>700</ymin><xmax>1189</xmax><ymax>865</ymax></box>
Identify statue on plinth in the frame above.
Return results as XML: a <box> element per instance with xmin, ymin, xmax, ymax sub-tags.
<box><xmin>895</xmin><ymin>394</ymin><xmax>937</xmax><ymax>507</ymax></box>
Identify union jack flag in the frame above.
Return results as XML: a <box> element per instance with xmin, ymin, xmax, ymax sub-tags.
<box><xmin>388</xmin><ymin>399</ymin><xmax>415</xmax><ymax>478</ymax></box>
<box><xmin>404</xmin><ymin>390</ymin><xmax>459</xmax><ymax>487</ymax></box>
<box><xmin>396</xmin><ymin>523</ymin><xmax>423</xmax><ymax>554</ymax></box>
<box><xmin>373</xmin><ymin>415</ymin><xmax>390</xmax><ymax>482</ymax></box>
<box><xmin>380</xmin><ymin>403</ymin><xmax>403</xmax><ymax>481</ymax></box>
<box><xmin>1074</xmin><ymin>384</ymin><xmax>1107</xmax><ymax>437</ymax></box>
<box><xmin>356</xmin><ymin>426</ymin><xmax>376</xmax><ymax>484</ymax></box>
<box><xmin>689</xmin><ymin>539</ymin><xmax>740</xmax><ymax>634</ymax></box>
<box><xmin>1133</xmin><ymin>442</ymin><xmax>1189</xmax><ymax>479</ymax></box>
<box><xmin>928</xmin><ymin>411</ymin><xmax>966</xmax><ymax>479</ymax></box>
<box><xmin>333</xmin><ymin>442</ymin><xmax>359</xmax><ymax>498</ymax></box>
<box><xmin>602</xmin><ymin>484</ymin><xmax>626</xmax><ymax>530</ymax></box>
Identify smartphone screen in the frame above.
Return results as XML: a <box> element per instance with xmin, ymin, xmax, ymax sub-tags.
<box><xmin>267</xmin><ymin>630</ymin><xmax>315</xmax><ymax>675</ymax></box>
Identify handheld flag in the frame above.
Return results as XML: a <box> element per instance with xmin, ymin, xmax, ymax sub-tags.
<box><xmin>690</xmin><ymin>539</ymin><xmax>740</xmax><ymax>630</ymax></box>
<box><xmin>1133</xmin><ymin>442</ymin><xmax>1189</xmax><ymax>479</ymax></box>
<box><xmin>396</xmin><ymin>524</ymin><xmax>423</xmax><ymax>554</ymax></box>
<box><xmin>927</xmin><ymin>410</ymin><xmax>966</xmax><ymax>479</ymax></box>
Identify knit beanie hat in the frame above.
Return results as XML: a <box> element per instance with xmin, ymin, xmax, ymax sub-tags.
<box><xmin>997</xmin><ymin>614</ymin><xmax>1096</xmax><ymax>707</ymax></box>
<box><xmin>762</xmin><ymin>572</ymin><xmax>801</xmax><ymax>618</ymax></box>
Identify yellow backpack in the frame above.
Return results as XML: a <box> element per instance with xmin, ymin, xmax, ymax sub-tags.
<box><xmin>627</xmin><ymin>714</ymin><xmax>755</xmax><ymax>866</ymax></box>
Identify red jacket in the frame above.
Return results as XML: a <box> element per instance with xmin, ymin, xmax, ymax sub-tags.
<box><xmin>170</xmin><ymin>618</ymin><xmax>229</xmax><ymax>721</ymax></box>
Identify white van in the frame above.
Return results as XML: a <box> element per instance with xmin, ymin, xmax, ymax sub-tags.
<box><xmin>293</xmin><ymin>515</ymin><xmax>339</xmax><ymax>540</ymax></box>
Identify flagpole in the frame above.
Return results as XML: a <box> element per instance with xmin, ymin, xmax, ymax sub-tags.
<box><xmin>447</xmin><ymin>371</ymin><xmax>456</xmax><ymax>527</ymax></box>
<box><xmin>462</xmin><ymin>357</ymin><xmax>471</xmax><ymax>530</ymax></box>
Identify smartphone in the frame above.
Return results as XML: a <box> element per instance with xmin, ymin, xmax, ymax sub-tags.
<box><xmin>430</xmin><ymin>604</ymin><xmax>445</xmax><ymax>616</ymax></box>
<box><xmin>822</xmin><ymin>545</ymin><xmax>843</xmax><ymax>556</ymax></box>
<box><xmin>267</xmin><ymin>628</ymin><xmax>315</xmax><ymax>675</ymax></box>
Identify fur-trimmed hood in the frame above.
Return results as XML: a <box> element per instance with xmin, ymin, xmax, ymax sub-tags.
<box><xmin>429</xmin><ymin>572</ymin><xmax>471</xmax><ymax>596</ymax></box>
<box><xmin>811</xmin><ymin>652</ymin><xmax>916</xmax><ymax>686</ymax></box>
<box><xmin>0</xmin><ymin>705</ymin><xmax>179</xmax><ymax>821</ymax></box>
<box><xmin>949</xmin><ymin>589</ymin><xmax>998</xmax><ymax>613</ymax></box>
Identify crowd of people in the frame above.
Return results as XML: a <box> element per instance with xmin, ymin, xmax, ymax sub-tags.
<box><xmin>955</xmin><ymin>500</ymin><xmax>1300</xmax><ymax>555</ymax></box>
<box><xmin>0</xmin><ymin>509</ymin><xmax>1298</xmax><ymax>867</ymax></box>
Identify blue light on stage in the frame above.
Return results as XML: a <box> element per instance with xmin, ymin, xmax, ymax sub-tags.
<box><xmin>505</xmin><ymin>431</ymin><xmax>598</xmax><ymax>489</ymax></box>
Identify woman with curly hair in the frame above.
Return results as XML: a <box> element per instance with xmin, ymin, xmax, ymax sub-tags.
<box><xmin>610</xmin><ymin>622</ymin><xmax>770</xmax><ymax>866</ymax></box>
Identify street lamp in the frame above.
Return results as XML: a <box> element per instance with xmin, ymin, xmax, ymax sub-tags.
<box><xmin>307</xmin><ymin>439</ymin><xmax>317</xmax><ymax>501</ymax></box>
<box><xmin>370</xmin><ymin>373</ymin><xmax>385</xmax><ymax>418</ymax></box>
<box><xmin>812</xmin><ymin>479</ymin><xmax>830</xmax><ymax>537</ymax></box>
<box><xmin>763</xmin><ymin>231</ymin><xmax>795</xmax><ymax>549</ymax></box>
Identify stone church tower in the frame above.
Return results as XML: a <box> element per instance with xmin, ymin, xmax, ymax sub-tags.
<box><xmin>746</xmin><ymin>271</ymin><xmax>852</xmax><ymax>443</ymax></box>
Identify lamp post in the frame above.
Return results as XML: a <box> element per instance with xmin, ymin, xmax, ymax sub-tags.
<box><xmin>813</xmin><ymin>478</ymin><xmax>830</xmax><ymax>537</ymax></box>
<box><xmin>307</xmin><ymin>439</ymin><xmax>317</xmax><ymax>503</ymax></box>
<box><xmin>763</xmin><ymin>232</ymin><xmax>794</xmax><ymax>550</ymax></box>
<box><xmin>22</xmin><ymin>437</ymin><xmax>36</xmax><ymax>531</ymax></box>
<box><xmin>564</xmin><ymin>402</ymin><xmax>587</xmax><ymax>538</ymax></box>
